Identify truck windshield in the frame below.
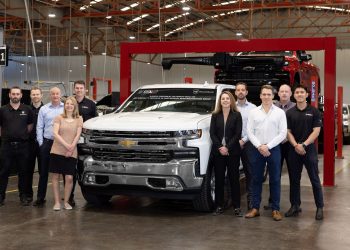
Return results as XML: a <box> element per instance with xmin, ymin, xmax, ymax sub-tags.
<box><xmin>119</xmin><ymin>88</ymin><xmax>217</xmax><ymax>114</ymax></box>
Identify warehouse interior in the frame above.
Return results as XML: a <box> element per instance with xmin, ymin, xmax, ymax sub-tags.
<box><xmin>0</xmin><ymin>1</ymin><xmax>350</xmax><ymax>249</ymax></box>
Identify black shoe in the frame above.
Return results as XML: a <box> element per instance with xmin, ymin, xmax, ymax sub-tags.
<box><xmin>285</xmin><ymin>205</ymin><xmax>301</xmax><ymax>217</ymax></box>
<box><xmin>263</xmin><ymin>203</ymin><xmax>273</xmax><ymax>210</ymax></box>
<box><xmin>68</xmin><ymin>198</ymin><xmax>76</xmax><ymax>207</ymax></box>
<box><xmin>212</xmin><ymin>207</ymin><xmax>224</xmax><ymax>216</ymax></box>
<box><xmin>234</xmin><ymin>208</ymin><xmax>243</xmax><ymax>217</ymax></box>
<box><xmin>33</xmin><ymin>198</ymin><xmax>46</xmax><ymax>207</ymax></box>
<box><xmin>315</xmin><ymin>207</ymin><xmax>324</xmax><ymax>220</ymax></box>
<box><xmin>20</xmin><ymin>196</ymin><xmax>30</xmax><ymax>206</ymax></box>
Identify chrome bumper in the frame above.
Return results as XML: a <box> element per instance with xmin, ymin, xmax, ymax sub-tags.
<box><xmin>80</xmin><ymin>156</ymin><xmax>203</xmax><ymax>191</ymax></box>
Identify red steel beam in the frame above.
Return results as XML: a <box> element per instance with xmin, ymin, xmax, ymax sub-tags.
<box><xmin>120</xmin><ymin>37</ymin><xmax>336</xmax><ymax>186</ymax></box>
<box><xmin>336</xmin><ymin>86</ymin><xmax>344</xmax><ymax>159</ymax></box>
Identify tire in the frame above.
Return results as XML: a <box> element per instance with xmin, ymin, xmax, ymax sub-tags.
<box><xmin>81</xmin><ymin>186</ymin><xmax>112</xmax><ymax>206</ymax></box>
<box><xmin>192</xmin><ymin>160</ymin><xmax>215</xmax><ymax>212</ymax></box>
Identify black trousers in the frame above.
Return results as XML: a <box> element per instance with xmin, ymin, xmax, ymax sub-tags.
<box><xmin>287</xmin><ymin>144</ymin><xmax>324</xmax><ymax>208</ymax></box>
<box><xmin>0</xmin><ymin>141</ymin><xmax>29</xmax><ymax>199</ymax></box>
<box><xmin>240</xmin><ymin>141</ymin><xmax>254</xmax><ymax>208</ymax></box>
<box><xmin>214</xmin><ymin>153</ymin><xmax>241</xmax><ymax>208</ymax></box>
<box><xmin>26</xmin><ymin>140</ymin><xmax>40</xmax><ymax>199</ymax></box>
<box><xmin>37</xmin><ymin>138</ymin><xmax>53</xmax><ymax>200</ymax></box>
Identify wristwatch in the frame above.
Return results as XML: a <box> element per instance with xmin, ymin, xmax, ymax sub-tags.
<box><xmin>302</xmin><ymin>143</ymin><xmax>307</xmax><ymax>149</ymax></box>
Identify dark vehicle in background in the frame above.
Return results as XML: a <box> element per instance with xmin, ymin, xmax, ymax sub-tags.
<box><xmin>162</xmin><ymin>50</ymin><xmax>320</xmax><ymax>104</ymax></box>
<box><xmin>95</xmin><ymin>92</ymin><xmax>120</xmax><ymax>116</ymax></box>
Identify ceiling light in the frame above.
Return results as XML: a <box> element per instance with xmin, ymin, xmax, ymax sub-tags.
<box><xmin>83</xmin><ymin>64</ymin><xmax>87</xmax><ymax>67</ymax></box>
<box><xmin>130</xmin><ymin>3</ymin><xmax>139</xmax><ymax>8</ymax></box>
<box><xmin>129</xmin><ymin>35</ymin><xmax>136</xmax><ymax>40</ymax></box>
<box><xmin>182</xmin><ymin>6</ymin><xmax>190</xmax><ymax>11</ymax></box>
<box><xmin>106</xmin><ymin>15</ymin><xmax>112</xmax><ymax>19</ymax></box>
<box><xmin>73</xmin><ymin>46</ymin><xmax>79</xmax><ymax>50</ymax></box>
<box><xmin>21</xmin><ymin>63</ymin><xmax>24</xmax><ymax>66</ymax></box>
<box><xmin>48</xmin><ymin>13</ymin><xmax>56</xmax><ymax>18</ymax></box>
<box><xmin>121</xmin><ymin>6</ymin><xmax>130</xmax><ymax>11</ymax></box>
<box><xmin>236</xmin><ymin>32</ymin><xmax>243</xmax><ymax>36</ymax></box>
<box><xmin>36</xmin><ymin>39</ymin><xmax>42</xmax><ymax>43</ymax></box>
<box><xmin>90</xmin><ymin>1</ymin><xmax>96</xmax><ymax>4</ymax></box>
<box><xmin>69</xmin><ymin>69</ymin><xmax>72</xmax><ymax>72</ymax></box>
<box><xmin>28</xmin><ymin>55</ymin><xmax>32</xmax><ymax>58</ymax></box>
<box><xmin>102</xmin><ymin>52</ymin><xmax>106</xmax><ymax>55</ymax></box>
<box><xmin>147</xmin><ymin>62</ymin><xmax>151</xmax><ymax>65</ymax></box>
<box><xmin>95</xmin><ymin>0</ymin><xmax>102</xmax><ymax>2</ymax></box>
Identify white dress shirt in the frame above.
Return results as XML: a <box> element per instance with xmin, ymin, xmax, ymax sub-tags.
<box><xmin>236</xmin><ymin>99</ymin><xmax>256</xmax><ymax>143</ymax></box>
<box><xmin>247</xmin><ymin>104</ymin><xmax>287</xmax><ymax>149</ymax></box>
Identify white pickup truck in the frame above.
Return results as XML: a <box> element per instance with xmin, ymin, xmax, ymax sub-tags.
<box><xmin>77</xmin><ymin>83</ymin><xmax>235</xmax><ymax>211</ymax></box>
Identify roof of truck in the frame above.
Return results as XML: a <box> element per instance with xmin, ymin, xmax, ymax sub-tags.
<box><xmin>139</xmin><ymin>83</ymin><xmax>235</xmax><ymax>90</ymax></box>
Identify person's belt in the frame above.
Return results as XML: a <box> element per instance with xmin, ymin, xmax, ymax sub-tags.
<box><xmin>3</xmin><ymin>139</ymin><xmax>28</xmax><ymax>146</ymax></box>
<box><xmin>43</xmin><ymin>138</ymin><xmax>54</xmax><ymax>142</ymax></box>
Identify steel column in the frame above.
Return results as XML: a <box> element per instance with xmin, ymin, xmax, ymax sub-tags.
<box><xmin>336</xmin><ymin>86</ymin><xmax>344</xmax><ymax>159</ymax></box>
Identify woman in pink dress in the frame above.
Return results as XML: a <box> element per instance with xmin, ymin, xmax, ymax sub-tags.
<box><xmin>49</xmin><ymin>96</ymin><xmax>83</xmax><ymax>210</ymax></box>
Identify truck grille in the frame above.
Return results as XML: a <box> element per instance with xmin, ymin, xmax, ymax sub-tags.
<box><xmin>89</xmin><ymin>130</ymin><xmax>173</xmax><ymax>139</ymax></box>
<box><xmin>92</xmin><ymin>148</ymin><xmax>172</xmax><ymax>163</ymax></box>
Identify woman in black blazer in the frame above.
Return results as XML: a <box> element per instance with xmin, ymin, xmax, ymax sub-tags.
<box><xmin>210</xmin><ymin>91</ymin><xmax>243</xmax><ymax>216</ymax></box>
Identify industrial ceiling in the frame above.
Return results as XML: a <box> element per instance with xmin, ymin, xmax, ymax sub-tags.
<box><xmin>1</xmin><ymin>0</ymin><xmax>350</xmax><ymax>58</ymax></box>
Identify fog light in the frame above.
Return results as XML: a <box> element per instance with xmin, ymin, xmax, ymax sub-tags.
<box><xmin>86</xmin><ymin>175</ymin><xmax>96</xmax><ymax>184</ymax></box>
<box><xmin>166</xmin><ymin>179</ymin><xmax>183</xmax><ymax>190</ymax></box>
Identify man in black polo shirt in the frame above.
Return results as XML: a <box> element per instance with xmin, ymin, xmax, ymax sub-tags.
<box><xmin>0</xmin><ymin>86</ymin><xmax>33</xmax><ymax>206</ymax></box>
<box><xmin>285</xmin><ymin>85</ymin><xmax>324</xmax><ymax>220</ymax></box>
<box><xmin>67</xmin><ymin>80</ymin><xmax>96</xmax><ymax>206</ymax></box>
<box><xmin>26</xmin><ymin>86</ymin><xmax>44</xmax><ymax>203</ymax></box>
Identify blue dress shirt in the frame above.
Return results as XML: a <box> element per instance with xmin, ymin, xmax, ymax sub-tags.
<box><xmin>36</xmin><ymin>102</ymin><xmax>64</xmax><ymax>146</ymax></box>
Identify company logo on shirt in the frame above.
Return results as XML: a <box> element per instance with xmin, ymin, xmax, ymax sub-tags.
<box><xmin>19</xmin><ymin>111</ymin><xmax>27</xmax><ymax>116</ymax></box>
<box><xmin>305</xmin><ymin>113</ymin><xmax>313</xmax><ymax>116</ymax></box>
<box><xmin>82</xmin><ymin>105</ymin><xmax>89</xmax><ymax>109</ymax></box>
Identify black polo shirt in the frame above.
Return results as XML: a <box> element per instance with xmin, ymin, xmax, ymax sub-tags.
<box><xmin>29</xmin><ymin>102</ymin><xmax>44</xmax><ymax>140</ymax></box>
<box><xmin>77</xmin><ymin>97</ymin><xmax>97</xmax><ymax>122</ymax></box>
<box><xmin>0</xmin><ymin>103</ymin><xmax>34</xmax><ymax>141</ymax></box>
<box><xmin>286</xmin><ymin>104</ymin><xmax>322</xmax><ymax>143</ymax></box>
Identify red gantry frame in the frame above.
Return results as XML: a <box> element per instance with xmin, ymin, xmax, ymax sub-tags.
<box><xmin>120</xmin><ymin>37</ymin><xmax>336</xmax><ymax>187</ymax></box>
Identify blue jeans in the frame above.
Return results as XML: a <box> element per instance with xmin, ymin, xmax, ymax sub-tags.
<box><xmin>250</xmin><ymin>145</ymin><xmax>281</xmax><ymax>211</ymax></box>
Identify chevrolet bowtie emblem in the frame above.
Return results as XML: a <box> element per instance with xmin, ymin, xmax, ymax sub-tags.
<box><xmin>119</xmin><ymin>140</ymin><xmax>137</xmax><ymax>148</ymax></box>
<box><xmin>242</xmin><ymin>66</ymin><xmax>255</xmax><ymax>71</ymax></box>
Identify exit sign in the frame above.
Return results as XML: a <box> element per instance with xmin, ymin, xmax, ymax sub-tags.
<box><xmin>0</xmin><ymin>46</ymin><xmax>8</xmax><ymax>66</ymax></box>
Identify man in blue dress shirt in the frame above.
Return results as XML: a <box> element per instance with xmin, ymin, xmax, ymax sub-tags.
<box><xmin>33</xmin><ymin>87</ymin><xmax>64</xmax><ymax>206</ymax></box>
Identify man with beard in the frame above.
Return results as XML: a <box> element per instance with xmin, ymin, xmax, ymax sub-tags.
<box><xmin>0</xmin><ymin>86</ymin><xmax>34</xmax><ymax>206</ymax></box>
<box><xmin>235</xmin><ymin>82</ymin><xmax>256</xmax><ymax>210</ymax></box>
<box><xmin>26</xmin><ymin>87</ymin><xmax>44</xmax><ymax>203</ymax></box>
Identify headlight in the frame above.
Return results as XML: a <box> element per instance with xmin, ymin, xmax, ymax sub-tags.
<box><xmin>174</xmin><ymin>129</ymin><xmax>202</xmax><ymax>139</ymax></box>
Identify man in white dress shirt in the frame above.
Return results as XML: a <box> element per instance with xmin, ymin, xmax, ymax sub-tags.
<box><xmin>245</xmin><ymin>85</ymin><xmax>287</xmax><ymax>221</ymax></box>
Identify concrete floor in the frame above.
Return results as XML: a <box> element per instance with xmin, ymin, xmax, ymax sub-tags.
<box><xmin>1</xmin><ymin>147</ymin><xmax>350</xmax><ymax>250</ymax></box>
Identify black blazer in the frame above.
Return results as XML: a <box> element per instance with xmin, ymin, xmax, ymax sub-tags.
<box><xmin>210</xmin><ymin>111</ymin><xmax>242</xmax><ymax>156</ymax></box>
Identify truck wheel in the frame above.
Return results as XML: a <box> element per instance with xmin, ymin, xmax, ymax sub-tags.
<box><xmin>192</xmin><ymin>163</ymin><xmax>215</xmax><ymax>212</ymax></box>
<box><xmin>81</xmin><ymin>186</ymin><xmax>112</xmax><ymax>206</ymax></box>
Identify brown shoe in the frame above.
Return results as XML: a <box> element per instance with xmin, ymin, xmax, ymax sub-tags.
<box><xmin>272</xmin><ymin>210</ymin><xmax>283</xmax><ymax>221</ymax></box>
<box><xmin>245</xmin><ymin>208</ymin><xmax>260</xmax><ymax>218</ymax></box>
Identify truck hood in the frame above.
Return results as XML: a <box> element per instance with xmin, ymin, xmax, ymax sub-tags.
<box><xmin>84</xmin><ymin>112</ymin><xmax>211</xmax><ymax>131</ymax></box>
